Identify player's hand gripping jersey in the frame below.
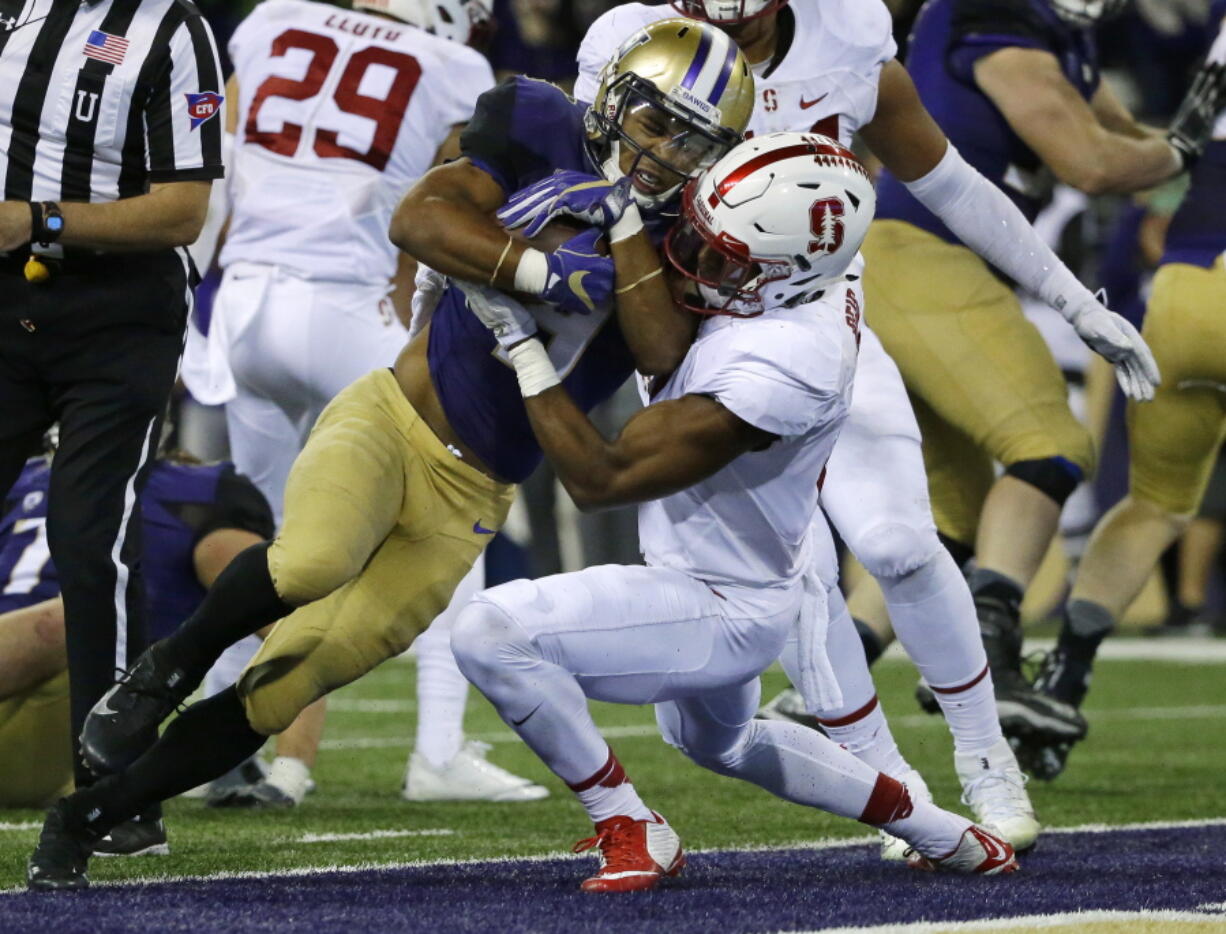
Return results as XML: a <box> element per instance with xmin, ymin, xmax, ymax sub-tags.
<box><xmin>575</xmin><ymin>0</ymin><xmax>897</xmax><ymax>148</ymax></box>
<box><xmin>426</xmin><ymin>78</ymin><xmax>650</xmax><ymax>483</ymax></box>
<box><xmin>221</xmin><ymin>0</ymin><xmax>494</xmax><ymax>283</ymax></box>
<box><xmin>875</xmin><ymin>0</ymin><xmax>1100</xmax><ymax>241</ymax></box>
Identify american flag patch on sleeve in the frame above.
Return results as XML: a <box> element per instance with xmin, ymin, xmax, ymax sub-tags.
<box><xmin>84</xmin><ymin>30</ymin><xmax>129</xmax><ymax>66</ymax></box>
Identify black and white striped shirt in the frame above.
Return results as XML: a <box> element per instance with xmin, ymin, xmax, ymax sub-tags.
<box><xmin>0</xmin><ymin>0</ymin><xmax>224</xmax><ymax>204</ymax></box>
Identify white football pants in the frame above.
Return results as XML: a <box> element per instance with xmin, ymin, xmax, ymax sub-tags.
<box><xmin>451</xmin><ymin>562</ymin><xmax>967</xmax><ymax>852</ymax></box>
<box><xmin>216</xmin><ymin>263</ymin><xmax>407</xmax><ymax>522</ymax></box>
<box><xmin>819</xmin><ymin>327</ymin><xmax>999</xmax><ymax>753</ymax></box>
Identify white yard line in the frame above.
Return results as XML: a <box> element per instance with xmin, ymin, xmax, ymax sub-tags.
<box><xmin>882</xmin><ymin>637</ymin><xmax>1226</xmax><ymax>664</ymax></box>
<box><xmin>803</xmin><ymin>907</ymin><xmax>1226</xmax><ymax>933</ymax></box>
<box><xmin>297</xmin><ymin>829</ymin><xmax>454</xmax><ymax>844</ymax></box>
<box><xmin>320</xmin><ymin>704</ymin><xmax>1226</xmax><ymax>750</ymax></box>
<box><xmin>3</xmin><ymin>817</ymin><xmax>1223</xmax><ymax>895</ymax></box>
<box><xmin>0</xmin><ymin>822</ymin><xmax>40</xmax><ymax>832</ymax></box>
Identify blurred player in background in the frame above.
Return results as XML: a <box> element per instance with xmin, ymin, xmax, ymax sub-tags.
<box><xmin>27</xmin><ymin>20</ymin><xmax>750</xmax><ymax>890</ymax></box>
<box><xmin>864</xmin><ymin>0</ymin><xmax>1188</xmax><ymax>732</ymax></box>
<box><xmin>1030</xmin><ymin>3</ymin><xmax>1226</xmax><ymax>778</ymax></box>
<box><xmin>0</xmin><ymin>443</ymin><xmax>273</xmax><ymax>850</ymax></box>
<box><xmin>453</xmin><ymin>133</ymin><xmax>1019</xmax><ymax>892</ymax></box>
<box><xmin>575</xmin><ymin>0</ymin><xmax>1150</xmax><ymax>842</ymax></box>
<box><xmin>183</xmin><ymin>0</ymin><xmax>545</xmax><ymax>803</ymax></box>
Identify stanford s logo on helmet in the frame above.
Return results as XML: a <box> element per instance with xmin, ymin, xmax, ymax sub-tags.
<box><xmin>665</xmin><ymin>131</ymin><xmax>876</xmax><ymax>317</ymax></box>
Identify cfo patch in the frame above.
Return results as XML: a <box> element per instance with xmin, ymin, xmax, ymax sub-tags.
<box><xmin>185</xmin><ymin>91</ymin><xmax>223</xmax><ymax>131</ymax></box>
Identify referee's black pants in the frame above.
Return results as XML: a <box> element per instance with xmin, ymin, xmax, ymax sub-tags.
<box><xmin>0</xmin><ymin>248</ymin><xmax>190</xmax><ymax>788</ymax></box>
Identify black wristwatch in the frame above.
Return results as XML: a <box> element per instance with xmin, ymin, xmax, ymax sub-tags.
<box><xmin>29</xmin><ymin>201</ymin><xmax>65</xmax><ymax>246</ymax></box>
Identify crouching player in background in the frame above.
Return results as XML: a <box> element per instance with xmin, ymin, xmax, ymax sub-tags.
<box><xmin>0</xmin><ymin>442</ymin><xmax>323</xmax><ymax>843</ymax></box>
<box><xmin>451</xmin><ymin>133</ymin><xmax>1019</xmax><ymax>894</ymax></box>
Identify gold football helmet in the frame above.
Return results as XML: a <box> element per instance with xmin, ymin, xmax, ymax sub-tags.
<box><xmin>585</xmin><ymin>18</ymin><xmax>754</xmax><ymax>206</ymax></box>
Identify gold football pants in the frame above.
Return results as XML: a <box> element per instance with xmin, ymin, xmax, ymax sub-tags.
<box><xmin>1129</xmin><ymin>258</ymin><xmax>1226</xmax><ymax>516</ymax></box>
<box><xmin>0</xmin><ymin>670</ymin><xmax>73</xmax><ymax>807</ymax></box>
<box><xmin>239</xmin><ymin>369</ymin><xmax>514</xmax><ymax>735</ymax></box>
<box><xmin>862</xmin><ymin>220</ymin><xmax>1095</xmax><ymax>545</ymax></box>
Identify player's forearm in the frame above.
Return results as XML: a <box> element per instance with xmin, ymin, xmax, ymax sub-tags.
<box><xmin>1063</xmin><ymin>131</ymin><xmax>1181</xmax><ymax>195</ymax></box>
<box><xmin>521</xmin><ymin>381</ymin><xmax>628</xmax><ymax>511</ymax></box>
<box><xmin>610</xmin><ymin>218</ymin><xmax>695</xmax><ymax>376</ymax></box>
<box><xmin>392</xmin><ymin>193</ymin><xmax>517</xmax><ymax>286</ymax></box>
<box><xmin>58</xmin><ymin>182</ymin><xmax>212</xmax><ymax>250</ymax></box>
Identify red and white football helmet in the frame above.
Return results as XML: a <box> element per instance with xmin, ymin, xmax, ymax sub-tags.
<box><xmin>669</xmin><ymin>0</ymin><xmax>789</xmax><ymax>26</ymax></box>
<box><xmin>665</xmin><ymin>131</ymin><xmax>875</xmax><ymax>317</ymax></box>
<box><xmin>353</xmin><ymin>0</ymin><xmax>494</xmax><ymax>47</ymax></box>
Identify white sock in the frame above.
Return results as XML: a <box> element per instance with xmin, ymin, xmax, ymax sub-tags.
<box><xmin>932</xmin><ymin>670</ymin><xmax>1002</xmax><ymax>755</ymax></box>
<box><xmin>879</xmin><ymin>788</ymin><xmax>971</xmax><ymax>857</ymax></box>
<box><xmin>799</xmin><ymin>596</ymin><xmax>911</xmax><ymax>779</ymax></box>
<box><xmin>413</xmin><ymin>556</ymin><xmax>485</xmax><ymax>768</ymax></box>
<box><xmin>266</xmin><ymin>756</ymin><xmax>310</xmax><ymax>803</ymax></box>
<box><xmin>202</xmin><ymin>635</ymin><xmax>262</xmax><ymax>699</ymax></box>
<box><xmin>881</xmin><ymin>551</ymin><xmax>1003</xmax><ymax>754</ymax></box>
<box><xmin>570</xmin><ymin>750</ymin><xmax>652</xmax><ymax>824</ymax></box>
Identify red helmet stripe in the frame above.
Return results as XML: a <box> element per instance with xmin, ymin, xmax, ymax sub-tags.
<box><xmin>715</xmin><ymin>137</ymin><xmax>866</xmax><ymax>201</ymax></box>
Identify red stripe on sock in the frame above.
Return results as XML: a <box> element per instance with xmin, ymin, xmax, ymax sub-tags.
<box><xmin>567</xmin><ymin>749</ymin><xmax>628</xmax><ymax>792</ymax></box>
<box><xmin>859</xmin><ymin>773</ymin><xmax>914</xmax><ymax>826</ymax></box>
<box><xmin>817</xmin><ymin>694</ymin><xmax>878</xmax><ymax>728</ymax></box>
<box><xmin>929</xmin><ymin>663</ymin><xmax>990</xmax><ymax>695</ymax></box>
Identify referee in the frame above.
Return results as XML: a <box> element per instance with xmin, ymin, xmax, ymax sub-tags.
<box><xmin>0</xmin><ymin>0</ymin><xmax>223</xmax><ymax>856</ymax></box>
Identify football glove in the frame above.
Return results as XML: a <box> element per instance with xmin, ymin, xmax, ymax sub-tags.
<box><xmin>495</xmin><ymin>170</ymin><xmax>600</xmax><ymax>233</ymax></box>
<box><xmin>540</xmin><ymin>228</ymin><xmax>614</xmax><ymax>316</ymax></box>
<box><xmin>521</xmin><ymin>177</ymin><xmax>634</xmax><ymax>239</ymax></box>
<box><xmin>1063</xmin><ymin>291</ymin><xmax>1161</xmax><ymax>402</ymax></box>
<box><xmin>1167</xmin><ymin>60</ymin><xmax>1226</xmax><ymax>171</ymax></box>
<box><xmin>455</xmin><ymin>280</ymin><xmax>538</xmax><ymax>351</ymax></box>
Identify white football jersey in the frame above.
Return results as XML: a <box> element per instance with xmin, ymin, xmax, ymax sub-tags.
<box><xmin>638</xmin><ymin>288</ymin><xmax>860</xmax><ymax>591</ymax></box>
<box><xmin>575</xmin><ymin>0</ymin><xmax>896</xmax><ymax>148</ymax></box>
<box><xmin>221</xmin><ymin>0</ymin><xmax>494</xmax><ymax>283</ymax></box>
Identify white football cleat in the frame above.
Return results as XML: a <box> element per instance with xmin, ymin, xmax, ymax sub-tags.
<box><xmin>907</xmin><ymin>824</ymin><xmax>1019</xmax><ymax>875</ymax></box>
<box><xmin>956</xmin><ymin>737</ymin><xmax>1040</xmax><ymax>852</ymax></box>
<box><xmin>879</xmin><ymin>768</ymin><xmax>933</xmax><ymax>861</ymax></box>
<box><xmin>572</xmin><ymin>811</ymin><xmax>685</xmax><ymax>893</ymax></box>
<box><xmin>402</xmin><ymin>740</ymin><xmax>549</xmax><ymax>802</ymax></box>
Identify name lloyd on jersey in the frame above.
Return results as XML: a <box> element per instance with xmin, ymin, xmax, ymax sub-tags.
<box><xmin>322</xmin><ymin>13</ymin><xmax>403</xmax><ymax>42</ymax></box>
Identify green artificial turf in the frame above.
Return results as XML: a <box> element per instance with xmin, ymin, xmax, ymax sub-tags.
<box><xmin>1</xmin><ymin>652</ymin><xmax>1223</xmax><ymax>889</ymax></box>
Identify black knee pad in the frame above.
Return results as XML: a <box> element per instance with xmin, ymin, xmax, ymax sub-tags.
<box><xmin>937</xmin><ymin>533</ymin><xmax>975</xmax><ymax>571</ymax></box>
<box><xmin>1005</xmin><ymin>457</ymin><xmax>1083</xmax><ymax>507</ymax></box>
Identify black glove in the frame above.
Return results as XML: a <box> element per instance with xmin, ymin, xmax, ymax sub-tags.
<box><xmin>1167</xmin><ymin>60</ymin><xmax>1226</xmax><ymax>172</ymax></box>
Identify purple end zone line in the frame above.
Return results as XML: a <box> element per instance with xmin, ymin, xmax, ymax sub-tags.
<box><xmin>1</xmin><ymin>824</ymin><xmax>1224</xmax><ymax>933</ymax></box>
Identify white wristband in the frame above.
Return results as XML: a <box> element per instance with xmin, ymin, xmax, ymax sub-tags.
<box><xmin>508</xmin><ymin>338</ymin><xmax>561</xmax><ymax>397</ymax></box>
<box><xmin>608</xmin><ymin>203</ymin><xmax>644</xmax><ymax>244</ymax></box>
<box><xmin>513</xmin><ymin>247</ymin><xmax>549</xmax><ymax>295</ymax></box>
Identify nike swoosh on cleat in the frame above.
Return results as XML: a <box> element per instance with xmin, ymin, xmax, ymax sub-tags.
<box><xmin>472</xmin><ymin>520</ymin><xmax>496</xmax><ymax>535</ymax></box>
<box><xmin>799</xmin><ymin>93</ymin><xmax>829</xmax><ymax>110</ymax></box>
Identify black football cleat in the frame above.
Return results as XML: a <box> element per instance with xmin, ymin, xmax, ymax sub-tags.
<box><xmin>27</xmin><ymin>801</ymin><xmax>98</xmax><ymax>892</ymax></box>
<box><xmin>977</xmin><ymin>596</ymin><xmax>1088</xmax><ymax>744</ymax></box>
<box><xmin>93</xmin><ymin>814</ymin><xmax>169</xmax><ymax>857</ymax></box>
<box><xmin>914</xmin><ymin>680</ymin><xmax>941</xmax><ymax>714</ymax></box>
<box><xmin>80</xmin><ymin>641</ymin><xmax>194</xmax><ymax>775</ymax></box>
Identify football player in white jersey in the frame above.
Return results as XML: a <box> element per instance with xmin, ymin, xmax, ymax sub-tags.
<box><xmin>450</xmin><ymin>133</ymin><xmax>1019</xmax><ymax>893</ymax></box>
<box><xmin>187</xmin><ymin>0</ymin><xmax>545</xmax><ymax>805</ymax></box>
<box><xmin>572</xmin><ymin>0</ymin><xmax>1158</xmax><ymax>846</ymax></box>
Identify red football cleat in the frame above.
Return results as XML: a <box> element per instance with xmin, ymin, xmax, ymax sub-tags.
<box><xmin>907</xmin><ymin>825</ymin><xmax>1019</xmax><ymax>875</ymax></box>
<box><xmin>572</xmin><ymin>812</ymin><xmax>685</xmax><ymax>893</ymax></box>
